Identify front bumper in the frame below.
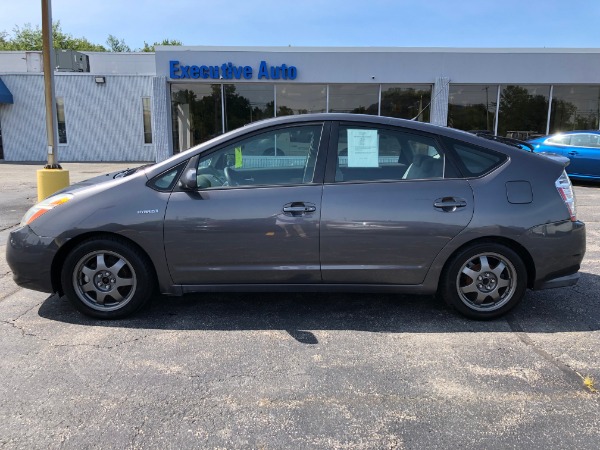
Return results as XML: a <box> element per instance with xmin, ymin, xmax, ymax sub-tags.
<box><xmin>6</xmin><ymin>225</ymin><xmax>58</xmax><ymax>293</ymax></box>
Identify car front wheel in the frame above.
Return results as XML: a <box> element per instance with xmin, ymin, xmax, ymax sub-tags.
<box><xmin>440</xmin><ymin>243</ymin><xmax>527</xmax><ymax>320</ymax></box>
<box><xmin>61</xmin><ymin>237</ymin><xmax>155</xmax><ymax>319</ymax></box>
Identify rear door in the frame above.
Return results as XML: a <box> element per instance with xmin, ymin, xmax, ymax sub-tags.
<box><xmin>320</xmin><ymin>122</ymin><xmax>474</xmax><ymax>285</ymax></box>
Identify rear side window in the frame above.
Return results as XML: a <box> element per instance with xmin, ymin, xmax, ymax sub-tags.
<box><xmin>448</xmin><ymin>140</ymin><xmax>506</xmax><ymax>177</ymax></box>
<box><xmin>334</xmin><ymin>125</ymin><xmax>445</xmax><ymax>182</ymax></box>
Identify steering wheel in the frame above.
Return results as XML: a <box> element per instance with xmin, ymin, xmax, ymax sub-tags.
<box><xmin>223</xmin><ymin>166</ymin><xmax>237</xmax><ymax>186</ymax></box>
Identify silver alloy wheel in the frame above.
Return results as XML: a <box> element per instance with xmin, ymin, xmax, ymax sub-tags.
<box><xmin>456</xmin><ymin>252</ymin><xmax>517</xmax><ymax>312</ymax></box>
<box><xmin>72</xmin><ymin>250</ymin><xmax>137</xmax><ymax>312</ymax></box>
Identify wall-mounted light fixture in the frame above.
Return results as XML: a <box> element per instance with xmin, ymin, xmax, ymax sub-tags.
<box><xmin>94</xmin><ymin>76</ymin><xmax>106</xmax><ymax>84</ymax></box>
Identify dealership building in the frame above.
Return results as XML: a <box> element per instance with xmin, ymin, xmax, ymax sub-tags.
<box><xmin>1</xmin><ymin>46</ymin><xmax>600</xmax><ymax>162</ymax></box>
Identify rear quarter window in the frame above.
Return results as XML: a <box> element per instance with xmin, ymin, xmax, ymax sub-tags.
<box><xmin>446</xmin><ymin>139</ymin><xmax>507</xmax><ymax>177</ymax></box>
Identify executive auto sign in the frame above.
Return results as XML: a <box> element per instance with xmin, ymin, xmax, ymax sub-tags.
<box><xmin>169</xmin><ymin>60</ymin><xmax>298</xmax><ymax>80</ymax></box>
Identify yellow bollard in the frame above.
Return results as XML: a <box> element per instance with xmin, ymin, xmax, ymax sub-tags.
<box><xmin>37</xmin><ymin>168</ymin><xmax>70</xmax><ymax>201</ymax></box>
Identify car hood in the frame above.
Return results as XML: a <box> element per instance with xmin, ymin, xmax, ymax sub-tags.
<box><xmin>53</xmin><ymin>165</ymin><xmax>152</xmax><ymax>196</ymax></box>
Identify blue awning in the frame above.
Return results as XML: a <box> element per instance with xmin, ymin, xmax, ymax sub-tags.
<box><xmin>0</xmin><ymin>78</ymin><xmax>13</xmax><ymax>104</ymax></box>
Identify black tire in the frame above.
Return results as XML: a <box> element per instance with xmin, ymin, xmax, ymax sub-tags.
<box><xmin>61</xmin><ymin>236</ymin><xmax>155</xmax><ymax>319</ymax></box>
<box><xmin>440</xmin><ymin>243</ymin><xmax>527</xmax><ymax>320</ymax></box>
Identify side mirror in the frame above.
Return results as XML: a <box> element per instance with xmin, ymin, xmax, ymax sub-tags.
<box><xmin>178</xmin><ymin>168</ymin><xmax>198</xmax><ymax>190</ymax></box>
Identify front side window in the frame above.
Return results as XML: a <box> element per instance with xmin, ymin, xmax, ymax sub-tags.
<box><xmin>334</xmin><ymin>126</ymin><xmax>445</xmax><ymax>182</ymax></box>
<box><xmin>194</xmin><ymin>124</ymin><xmax>323</xmax><ymax>189</ymax></box>
<box><xmin>56</xmin><ymin>97</ymin><xmax>67</xmax><ymax>144</ymax></box>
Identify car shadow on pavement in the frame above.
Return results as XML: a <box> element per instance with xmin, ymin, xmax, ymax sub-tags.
<box><xmin>36</xmin><ymin>272</ymin><xmax>600</xmax><ymax>341</ymax></box>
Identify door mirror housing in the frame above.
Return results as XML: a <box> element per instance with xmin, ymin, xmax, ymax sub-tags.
<box><xmin>178</xmin><ymin>155</ymin><xmax>200</xmax><ymax>190</ymax></box>
<box><xmin>178</xmin><ymin>167</ymin><xmax>198</xmax><ymax>190</ymax></box>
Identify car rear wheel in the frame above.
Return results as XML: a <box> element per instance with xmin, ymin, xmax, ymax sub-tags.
<box><xmin>61</xmin><ymin>237</ymin><xmax>155</xmax><ymax>319</ymax></box>
<box><xmin>440</xmin><ymin>243</ymin><xmax>527</xmax><ymax>320</ymax></box>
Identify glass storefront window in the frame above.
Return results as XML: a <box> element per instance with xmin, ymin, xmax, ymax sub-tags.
<box><xmin>328</xmin><ymin>85</ymin><xmax>379</xmax><ymax>115</ymax></box>
<box><xmin>276</xmin><ymin>84</ymin><xmax>327</xmax><ymax>116</ymax></box>
<box><xmin>171</xmin><ymin>84</ymin><xmax>222</xmax><ymax>153</ymax></box>
<box><xmin>380</xmin><ymin>85</ymin><xmax>432</xmax><ymax>122</ymax></box>
<box><xmin>550</xmin><ymin>85</ymin><xmax>600</xmax><ymax>133</ymax></box>
<box><xmin>142</xmin><ymin>97</ymin><xmax>153</xmax><ymax>144</ymax></box>
<box><xmin>56</xmin><ymin>97</ymin><xmax>67</xmax><ymax>144</ymax></box>
<box><xmin>497</xmin><ymin>85</ymin><xmax>550</xmax><ymax>138</ymax></box>
<box><xmin>448</xmin><ymin>85</ymin><xmax>498</xmax><ymax>133</ymax></box>
<box><xmin>224</xmin><ymin>84</ymin><xmax>274</xmax><ymax>132</ymax></box>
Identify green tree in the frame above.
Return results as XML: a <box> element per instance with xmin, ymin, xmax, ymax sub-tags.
<box><xmin>140</xmin><ymin>39</ymin><xmax>183</xmax><ymax>52</ymax></box>
<box><xmin>106</xmin><ymin>34</ymin><xmax>131</xmax><ymax>52</ymax></box>
<box><xmin>0</xmin><ymin>21</ymin><xmax>106</xmax><ymax>51</ymax></box>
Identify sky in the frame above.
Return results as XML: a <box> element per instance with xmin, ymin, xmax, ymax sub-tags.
<box><xmin>1</xmin><ymin>0</ymin><xmax>600</xmax><ymax>50</ymax></box>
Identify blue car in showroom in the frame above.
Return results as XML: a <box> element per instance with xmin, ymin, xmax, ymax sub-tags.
<box><xmin>528</xmin><ymin>131</ymin><xmax>600</xmax><ymax>181</ymax></box>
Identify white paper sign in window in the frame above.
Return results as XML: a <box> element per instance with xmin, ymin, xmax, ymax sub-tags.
<box><xmin>347</xmin><ymin>129</ymin><xmax>379</xmax><ymax>167</ymax></box>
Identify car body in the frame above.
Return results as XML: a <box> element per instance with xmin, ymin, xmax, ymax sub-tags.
<box><xmin>528</xmin><ymin>131</ymin><xmax>600</xmax><ymax>181</ymax></box>
<box><xmin>7</xmin><ymin>114</ymin><xmax>586</xmax><ymax>320</ymax></box>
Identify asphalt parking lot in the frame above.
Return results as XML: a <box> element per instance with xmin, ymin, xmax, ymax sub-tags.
<box><xmin>0</xmin><ymin>162</ymin><xmax>598</xmax><ymax>449</ymax></box>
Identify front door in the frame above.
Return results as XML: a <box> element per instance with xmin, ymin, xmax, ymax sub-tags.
<box><xmin>164</xmin><ymin>123</ymin><xmax>327</xmax><ymax>285</ymax></box>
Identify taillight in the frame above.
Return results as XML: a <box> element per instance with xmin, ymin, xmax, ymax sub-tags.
<box><xmin>555</xmin><ymin>170</ymin><xmax>576</xmax><ymax>222</ymax></box>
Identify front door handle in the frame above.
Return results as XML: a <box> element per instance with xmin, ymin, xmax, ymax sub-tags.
<box><xmin>568</xmin><ymin>151</ymin><xmax>578</xmax><ymax>156</ymax></box>
<box><xmin>434</xmin><ymin>197</ymin><xmax>467</xmax><ymax>212</ymax></box>
<box><xmin>283</xmin><ymin>202</ymin><xmax>317</xmax><ymax>215</ymax></box>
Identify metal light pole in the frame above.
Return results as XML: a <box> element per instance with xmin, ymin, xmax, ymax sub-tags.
<box><xmin>41</xmin><ymin>0</ymin><xmax>59</xmax><ymax>168</ymax></box>
<box><xmin>38</xmin><ymin>0</ymin><xmax>69</xmax><ymax>200</ymax></box>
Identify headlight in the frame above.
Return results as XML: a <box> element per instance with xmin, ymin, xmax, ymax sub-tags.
<box><xmin>20</xmin><ymin>193</ymin><xmax>74</xmax><ymax>226</ymax></box>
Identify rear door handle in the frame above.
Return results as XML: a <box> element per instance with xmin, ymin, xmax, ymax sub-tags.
<box><xmin>568</xmin><ymin>151</ymin><xmax>578</xmax><ymax>156</ymax></box>
<box><xmin>434</xmin><ymin>197</ymin><xmax>467</xmax><ymax>212</ymax></box>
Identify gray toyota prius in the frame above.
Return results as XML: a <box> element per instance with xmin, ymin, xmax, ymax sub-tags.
<box><xmin>7</xmin><ymin>114</ymin><xmax>586</xmax><ymax>320</ymax></box>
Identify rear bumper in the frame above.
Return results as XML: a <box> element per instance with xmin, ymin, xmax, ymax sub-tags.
<box><xmin>534</xmin><ymin>272</ymin><xmax>580</xmax><ymax>290</ymax></box>
<box><xmin>525</xmin><ymin>220</ymin><xmax>585</xmax><ymax>290</ymax></box>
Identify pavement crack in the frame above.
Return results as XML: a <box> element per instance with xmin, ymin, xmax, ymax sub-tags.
<box><xmin>130</xmin><ymin>415</ymin><xmax>148</xmax><ymax>449</ymax></box>
<box><xmin>507</xmin><ymin>315</ymin><xmax>598</xmax><ymax>394</ymax></box>
<box><xmin>1</xmin><ymin>315</ymin><xmax>153</xmax><ymax>349</ymax></box>
<box><xmin>0</xmin><ymin>286</ymin><xmax>20</xmax><ymax>303</ymax></box>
